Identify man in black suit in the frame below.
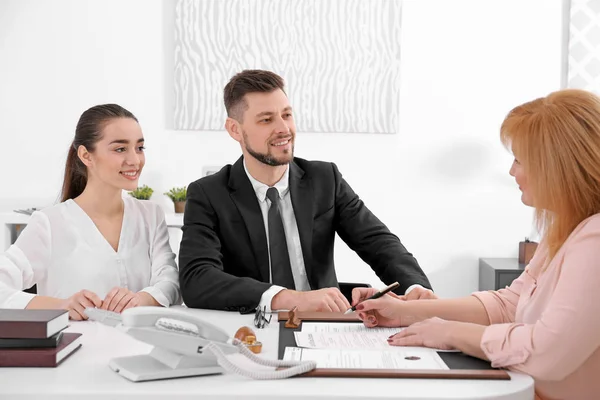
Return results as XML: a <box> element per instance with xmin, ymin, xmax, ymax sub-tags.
<box><xmin>179</xmin><ymin>70</ymin><xmax>434</xmax><ymax>313</ymax></box>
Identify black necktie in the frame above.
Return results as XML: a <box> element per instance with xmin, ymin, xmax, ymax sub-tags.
<box><xmin>266</xmin><ymin>187</ymin><xmax>296</xmax><ymax>289</ymax></box>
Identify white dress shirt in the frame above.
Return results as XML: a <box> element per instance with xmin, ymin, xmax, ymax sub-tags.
<box><xmin>243</xmin><ymin>162</ymin><xmax>311</xmax><ymax>311</ymax></box>
<box><xmin>0</xmin><ymin>197</ymin><xmax>181</xmax><ymax>309</ymax></box>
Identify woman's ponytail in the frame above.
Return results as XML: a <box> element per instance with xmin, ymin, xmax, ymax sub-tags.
<box><xmin>60</xmin><ymin>144</ymin><xmax>88</xmax><ymax>202</ymax></box>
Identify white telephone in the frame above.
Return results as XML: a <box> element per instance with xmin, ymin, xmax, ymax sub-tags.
<box><xmin>88</xmin><ymin>307</ymin><xmax>316</xmax><ymax>382</ymax></box>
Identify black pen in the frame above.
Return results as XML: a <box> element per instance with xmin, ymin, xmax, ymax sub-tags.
<box><xmin>344</xmin><ymin>282</ymin><xmax>400</xmax><ymax>314</ymax></box>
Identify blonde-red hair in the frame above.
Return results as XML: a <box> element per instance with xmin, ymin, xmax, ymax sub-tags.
<box><xmin>501</xmin><ymin>89</ymin><xmax>600</xmax><ymax>260</ymax></box>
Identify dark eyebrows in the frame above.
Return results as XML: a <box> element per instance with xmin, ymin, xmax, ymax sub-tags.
<box><xmin>255</xmin><ymin>111</ymin><xmax>275</xmax><ymax>118</ymax></box>
<box><xmin>109</xmin><ymin>138</ymin><xmax>145</xmax><ymax>145</ymax></box>
<box><xmin>255</xmin><ymin>107</ymin><xmax>293</xmax><ymax>118</ymax></box>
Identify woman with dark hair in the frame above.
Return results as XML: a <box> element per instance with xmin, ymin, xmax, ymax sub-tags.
<box><xmin>0</xmin><ymin>104</ymin><xmax>181</xmax><ymax>319</ymax></box>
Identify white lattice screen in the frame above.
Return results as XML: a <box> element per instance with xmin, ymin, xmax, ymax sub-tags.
<box><xmin>568</xmin><ymin>0</ymin><xmax>600</xmax><ymax>92</ymax></box>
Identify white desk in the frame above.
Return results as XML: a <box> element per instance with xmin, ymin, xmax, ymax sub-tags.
<box><xmin>0</xmin><ymin>307</ymin><xmax>534</xmax><ymax>400</ymax></box>
<box><xmin>0</xmin><ymin>211</ymin><xmax>184</xmax><ymax>250</ymax></box>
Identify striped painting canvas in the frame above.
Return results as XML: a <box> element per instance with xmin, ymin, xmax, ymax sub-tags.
<box><xmin>173</xmin><ymin>0</ymin><xmax>402</xmax><ymax>133</ymax></box>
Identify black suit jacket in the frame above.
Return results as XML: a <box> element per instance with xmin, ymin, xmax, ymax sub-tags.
<box><xmin>179</xmin><ymin>156</ymin><xmax>431</xmax><ymax>312</ymax></box>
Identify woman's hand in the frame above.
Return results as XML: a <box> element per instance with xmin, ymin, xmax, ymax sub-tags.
<box><xmin>102</xmin><ymin>287</ymin><xmax>160</xmax><ymax>313</ymax></box>
<box><xmin>387</xmin><ymin>317</ymin><xmax>456</xmax><ymax>350</ymax></box>
<box><xmin>60</xmin><ymin>289</ymin><xmax>103</xmax><ymax>320</ymax></box>
<box><xmin>351</xmin><ymin>287</ymin><xmax>404</xmax><ymax>327</ymax></box>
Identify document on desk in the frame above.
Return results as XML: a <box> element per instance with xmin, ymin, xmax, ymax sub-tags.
<box><xmin>295</xmin><ymin>330</ymin><xmax>395</xmax><ymax>350</ymax></box>
<box><xmin>296</xmin><ymin>323</ymin><xmax>457</xmax><ymax>352</ymax></box>
<box><xmin>283</xmin><ymin>347</ymin><xmax>449</xmax><ymax>370</ymax></box>
<box><xmin>301</xmin><ymin>322</ymin><xmax>401</xmax><ymax>336</ymax></box>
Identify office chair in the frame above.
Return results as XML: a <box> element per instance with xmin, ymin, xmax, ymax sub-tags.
<box><xmin>24</xmin><ymin>285</ymin><xmax>37</xmax><ymax>294</ymax></box>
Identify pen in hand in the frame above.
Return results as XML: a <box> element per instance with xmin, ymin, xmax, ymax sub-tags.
<box><xmin>344</xmin><ymin>282</ymin><xmax>400</xmax><ymax>314</ymax></box>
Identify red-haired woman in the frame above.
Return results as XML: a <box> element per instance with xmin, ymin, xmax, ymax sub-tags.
<box><xmin>353</xmin><ymin>89</ymin><xmax>600</xmax><ymax>400</ymax></box>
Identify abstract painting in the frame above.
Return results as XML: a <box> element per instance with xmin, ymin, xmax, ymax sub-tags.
<box><xmin>173</xmin><ymin>0</ymin><xmax>402</xmax><ymax>133</ymax></box>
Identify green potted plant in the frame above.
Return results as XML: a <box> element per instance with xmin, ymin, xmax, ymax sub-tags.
<box><xmin>129</xmin><ymin>184</ymin><xmax>154</xmax><ymax>200</ymax></box>
<box><xmin>164</xmin><ymin>186</ymin><xmax>187</xmax><ymax>213</ymax></box>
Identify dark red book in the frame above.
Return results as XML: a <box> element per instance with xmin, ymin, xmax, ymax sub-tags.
<box><xmin>0</xmin><ymin>309</ymin><xmax>68</xmax><ymax>339</ymax></box>
<box><xmin>0</xmin><ymin>332</ymin><xmax>82</xmax><ymax>367</ymax></box>
<box><xmin>0</xmin><ymin>331</ymin><xmax>63</xmax><ymax>348</ymax></box>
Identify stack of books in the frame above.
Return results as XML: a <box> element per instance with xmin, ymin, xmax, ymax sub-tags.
<box><xmin>0</xmin><ymin>309</ymin><xmax>82</xmax><ymax>367</ymax></box>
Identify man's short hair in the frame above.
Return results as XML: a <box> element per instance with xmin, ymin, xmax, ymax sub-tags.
<box><xmin>224</xmin><ymin>70</ymin><xmax>286</xmax><ymax>122</ymax></box>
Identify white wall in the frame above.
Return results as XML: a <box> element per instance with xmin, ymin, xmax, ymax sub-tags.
<box><xmin>0</xmin><ymin>0</ymin><xmax>564</xmax><ymax>297</ymax></box>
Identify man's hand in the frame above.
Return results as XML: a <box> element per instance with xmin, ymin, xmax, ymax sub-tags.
<box><xmin>101</xmin><ymin>287</ymin><xmax>159</xmax><ymax>313</ymax></box>
<box><xmin>60</xmin><ymin>290</ymin><xmax>103</xmax><ymax>320</ymax></box>
<box><xmin>299</xmin><ymin>288</ymin><xmax>352</xmax><ymax>312</ymax></box>
<box><xmin>404</xmin><ymin>286</ymin><xmax>437</xmax><ymax>301</ymax></box>
<box><xmin>272</xmin><ymin>288</ymin><xmax>351</xmax><ymax>312</ymax></box>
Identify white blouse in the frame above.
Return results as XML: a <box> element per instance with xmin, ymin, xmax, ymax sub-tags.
<box><xmin>0</xmin><ymin>197</ymin><xmax>181</xmax><ymax>308</ymax></box>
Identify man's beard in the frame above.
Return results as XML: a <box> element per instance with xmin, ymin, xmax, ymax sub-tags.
<box><xmin>243</xmin><ymin>131</ymin><xmax>294</xmax><ymax>167</ymax></box>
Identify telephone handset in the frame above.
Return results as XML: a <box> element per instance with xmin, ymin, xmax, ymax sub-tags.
<box><xmin>118</xmin><ymin>306</ymin><xmax>235</xmax><ymax>357</ymax></box>
<box><xmin>100</xmin><ymin>307</ymin><xmax>316</xmax><ymax>382</ymax></box>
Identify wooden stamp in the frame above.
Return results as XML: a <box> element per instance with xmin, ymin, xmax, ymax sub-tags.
<box><xmin>284</xmin><ymin>306</ymin><xmax>301</xmax><ymax>328</ymax></box>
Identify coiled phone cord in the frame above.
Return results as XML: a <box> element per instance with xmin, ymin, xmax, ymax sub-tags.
<box><xmin>204</xmin><ymin>339</ymin><xmax>317</xmax><ymax>379</ymax></box>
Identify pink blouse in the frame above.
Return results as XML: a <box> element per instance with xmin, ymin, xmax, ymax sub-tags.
<box><xmin>473</xmin><ymin>214</ymin><xmax>600</xmax><ymax>400</ymax></box>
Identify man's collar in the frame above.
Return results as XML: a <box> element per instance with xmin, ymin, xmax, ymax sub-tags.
<box><xmin>243</xmin><ymin>158</ymin><xmax>290</xmax><ymax>202</ymax></box>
